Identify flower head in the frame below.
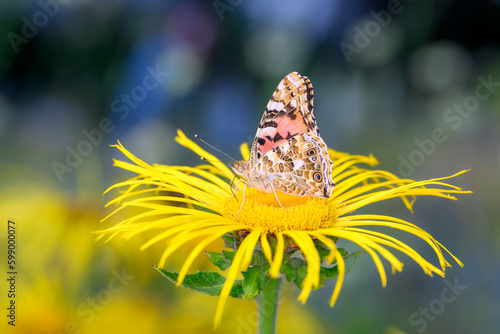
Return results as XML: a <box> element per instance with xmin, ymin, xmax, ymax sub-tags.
<box><xmin>99</xmin><ymin>130</ymin><xmax>470</xmax><ymax>326</ymax></box>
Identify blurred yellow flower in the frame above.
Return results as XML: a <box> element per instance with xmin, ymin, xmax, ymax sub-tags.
<box><xmin>0</xmin><ymin>170</ymin><xmax>157</xmax><ymax>333</ymax></box>
<box><xmin>99</xmin><ymin>129</ymin><xmax>470</xmax><ymax>326</ymax></box>
<box><xmin>3</xmin><ymin>168</ymin><xmax>307</xmax><ymax>333</ymax></box>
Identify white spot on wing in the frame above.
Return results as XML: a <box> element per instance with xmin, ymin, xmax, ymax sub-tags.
<box><xmin>294</xmin><ymin>160</ymin><xmax>305</xmax><ymax>170</ymax></box>
<box><xmin>290</xmin><ymin>99</ymin><xmax>298</xmax><ymax>108</ymax></box>
<box><xmin>268</xmin><ymin>100</ymin><xmax>284</xmax><ymax>111</ymax></box>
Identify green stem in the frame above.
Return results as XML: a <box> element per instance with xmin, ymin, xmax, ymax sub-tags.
<box><xmin>257</xmin><ymin>277</ymin><xmax>282</xmax><ymax>334</ymax></box>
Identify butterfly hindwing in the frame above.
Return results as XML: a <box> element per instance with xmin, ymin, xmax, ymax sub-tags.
<box><xmin>256</xmin><ymin>133</ymin><xmax>334</xmax><ymax>198</ymax></box>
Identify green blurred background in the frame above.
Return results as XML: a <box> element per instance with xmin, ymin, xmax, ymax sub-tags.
<box><xmin>1</xmin><ymin>0</ymin><xmax>499</xmax><ymax>333</ymax></box>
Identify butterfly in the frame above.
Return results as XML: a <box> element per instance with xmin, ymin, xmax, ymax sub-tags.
<box><xmin>230</xmin><ymin>72</ymin><xmax>334</xmax><ymax>208</ymax></box>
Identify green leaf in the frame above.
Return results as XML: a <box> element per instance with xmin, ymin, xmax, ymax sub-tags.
<box><xmin>222</xmin><ymin>250</ymin><xmax>236</xmax><ymax>262</ymax></box>
<box><xmin>252</xmin><ymin>250</ymin><xmax>268</xmax><ymax>266</ymax></box>
<box><xmin>283</xmin><ymin>248</ymin><xmax>298</xmax><ymax>263</ymax></box>
<box><xmin>288</xmin><ymin>250</ymin><xmax>365</xmax><ymax>289</ymax></box>
<box><xmin>280</xmin><ymin>264</ymin><xmax>296</xmax><ymax>282</ymax></box>
<box><xmin>343</xmin><ymin>250</ymin><xmax>364</xmax><ymax>272</ymax></box>
<box><xmin>320</xmin><ymin>247</ymin><xmax>348</xmax><ymax>265</ymax></box>
<box><xmin>242</xmin><ymin>266</ymin><xmax>264</xmax><ymax>301</ymax></box>
<box><xmin>293</xmin><ymin>265</ymin><xmax>308</xmax><ymax>289</ymax></box>
<box><xmin>314</xmin><ymin>271</ymin><xmax>328</xmax><ymax>290</ymax></box>
<box><xmin>261</xmin><ymin>263</ymin><xmax>271</xmax><ymax>277</ymax></box>
<box><xmin>313</xmin><ymin>239</ymin><xmax>346</xmax><ymax>259</ymax></box>
<box><xmin>311</xmin><ymin>238</ymin><xmax>349</xmax><ymax>263</ymax></box>
<box><xmin>320</xmin><ymin>264</ymin><xmax>339</xmax><ymax>279</ymax></box>
<box><xmin>337</xmin><ymin>248</ymin><xmax>348</xmax><ymax>258</ymax></box>
<box><xmin>288</xmin><ymin>257</ymin><xmax>306</xmax><ymax>269</ymax></box>
<box><xmin>326</xmin><ymin>235</ymin><xmax>338</xmax><ymax>243</ymax></box>
<box><xmin>154</xmin><ymin>266</ymin><xmax>243</xmax><ymax>298</ymax></box>
<box><xmin>206</xmin><ymin>251</ymin><xmax>232</xmax><ymax>271</ymax></box>
<box><xmin>222</xmin><ymin>233</ymin><xmax>236</xmax><ymax>248</ymax></box>
<box><xmin>320</xmin><ymin>250</ymin><xmax>364</xmax><ymax>279</ymax></box>
<box><xmin>267</xmin><ymin>235</ymin><xmax>277</xmax><ymax>251</ymax></box>
<box><xmin>315</xmin><ymin>244</ymin><xmax>331</xmax><ymax>261</ymax></box>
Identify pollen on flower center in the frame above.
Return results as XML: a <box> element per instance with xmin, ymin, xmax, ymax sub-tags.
<box><xmin>223</xmin><ymin>187</ymin><xmax>337</xmax><ymax>233</ymax></box>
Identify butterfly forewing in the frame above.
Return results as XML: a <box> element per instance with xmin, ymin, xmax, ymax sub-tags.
<box><xmin>250</xmin><ymin>72</ymin><xmax>319</xmax><ymax>167</ymax></box>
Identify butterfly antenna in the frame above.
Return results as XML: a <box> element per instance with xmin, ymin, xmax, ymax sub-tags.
<box><xmin>195</xmin><ymin>134</ymin><xmax>238</xmax><ymax>163</ymax></box>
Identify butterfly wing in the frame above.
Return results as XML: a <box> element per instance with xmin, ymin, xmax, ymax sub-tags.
<box><xmin>246</xmin><ymin>72</ymin><xmax>334</xmax><ymax>198</ymax></box>
<box><xmin>249</xmin><ymin>72</ymin><xmax>319</xmax><ymax>168</ymax></box>
<box><xmin>257</xmin><ymin>133</ymin><xmax>334</xmax><ymax>198</ymax></box>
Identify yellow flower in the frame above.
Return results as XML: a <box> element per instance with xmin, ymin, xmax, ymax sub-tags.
<box><xmin>99</xmin><ymin>130</ymin><xmax>470</xmax><ymax>327</ymax></box>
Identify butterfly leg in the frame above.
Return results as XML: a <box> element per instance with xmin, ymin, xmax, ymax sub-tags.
<box><xmin>235</xmin><ymin>183</ymin><xmax>247</xmax><ymax>219</ymax></box>
<box><xmin>270</xmin><ymin>182</ymin><xmax>288</xmax><ymax>212</ymax></box>
<box><xmin>229</xmin><ymin>177</ymin><xmax>242</xmax><ymax>202</ymax></box>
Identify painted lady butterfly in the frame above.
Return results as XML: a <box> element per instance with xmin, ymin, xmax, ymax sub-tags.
<box><xmin>231</xmin><ymin>72</ymin><xmax>334</xmax><ymax>204</ymax></box>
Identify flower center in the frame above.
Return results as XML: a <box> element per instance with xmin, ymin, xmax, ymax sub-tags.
<box><xmin>223</xmin><ymin>187</ymin><xmax>338</xmax><ymax>233</ymax></box>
